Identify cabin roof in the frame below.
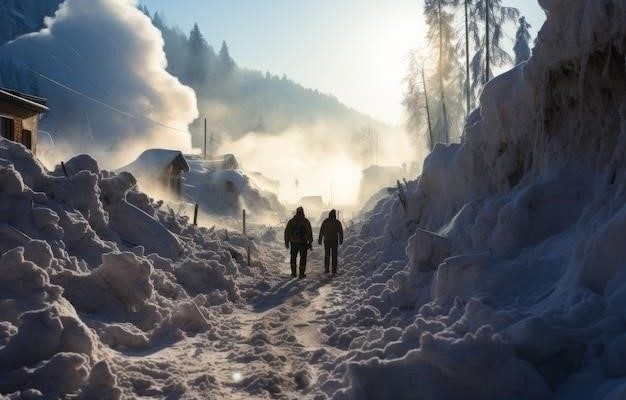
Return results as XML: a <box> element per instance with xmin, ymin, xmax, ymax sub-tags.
<box><xmin>119</xmin><ymin>149</ymin><xmax>190</xmax><ymax>178</ymax></box>
<box><xmin>0</xmin><ymin>88</ymin><xmax>48</xmax><ymax>117</ymax></box>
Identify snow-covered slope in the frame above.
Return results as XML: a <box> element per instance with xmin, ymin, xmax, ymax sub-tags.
<box><xmin>0</xmin><ymin>0</ymin><xmax>61</xmax><ymax>46</ymax></box>
<box><xmin>307</xmin><ymin>1</ymin><xmax>626</xmax><ymax>399</ymax></box>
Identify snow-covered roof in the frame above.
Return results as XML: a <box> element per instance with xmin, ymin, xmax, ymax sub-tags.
<box><xmin>0</xmin><ymin>87</ymin><xmax>49</xmax><ymax>118</ymax></box>
<box><xmin>118</xmin><ymin>149</ymin><xmax>189</xmax><ymax>178</ymax></box>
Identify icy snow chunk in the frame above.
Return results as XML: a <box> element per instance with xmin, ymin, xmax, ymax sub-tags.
<box><xmin>38</xmin><ymin>170</ymin><xmax>108</xmax><ymax>233</ymax></box>
<box><xmin>97</xmin><ymin>323</ymin><xmax>149</xmax><ymax>351</ymax></box>
<box><xmin>60</xmin><ymin>154</ymin><xmax>99</xmax><ymax>175</ymax></box>
<box><xmin>78</xmin><ymin>361</ymin><xmax>122</xmax><ymax>400</ymax></box>
<box><xmin>31</xmin><ymin>207</ymin><xmax>60</xmax><ymax>230</ymax></box>
<box><xmin>0</xmin><ymin>166</ymin><xmax>25</xmax><ymax>194</ymax></box>
<box><xmin>152</xmin><ymin>300</ymin><xmax>211</xmax><ymax>342</ymax></box>
<box><xmin>23</xmin><ymin>240</ymin><xmax>53</xmax><ymax>269</ymax></box>
<box><xmin>407</xmin><ymin>228</ymin><xmax>451</xmax><ymax>273</ymax></box>
<box><xmin>106</xmin><ymin>199</ymin><xmax>183</xmax><ymax>260</ymax></box>
<box><xmin>1</xmin><ymin>353</ymin><xmax>90</xmax><ymax>396</ymax></box>
<box><xmin>175</xmin><ymin>258</ymin><xmax>239</xmax><ymax>301</ymax></box>
<box><xmin>92</xmin><ymin>252</ymin><xmax>154</xmax><ymax>312</ymax></box>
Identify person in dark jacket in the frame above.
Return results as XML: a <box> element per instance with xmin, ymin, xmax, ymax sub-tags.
<box><xmin>318</xmin><ymin>209</ymin><xmax>344</xmax><ymax>274</ymax></box>
<box><xmin>284</xmin><ymin>206</ymin><xmax>314</xmax><ymax>278</ymax></box>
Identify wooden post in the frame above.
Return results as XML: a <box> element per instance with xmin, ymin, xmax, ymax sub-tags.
<box><xmin>60</xmin><ymin>161</ymin><xmax>68</xmax><ymax>177</ymax></box>
<box><xmin>242</xmin><ymin>209</ymin><xmax>246</xmax><ymax>236</ymax></box>
<box><xmin>397</xmin><ymin>180</ymin><xmax>407</xmax><ymax>213</ymax></box>
<box><xmin>203</xmin><ymin>118</ymin><xmax>207</xmax><ymax>159</ymax></box>
<box><xmin>193</xmin><ymin>203</ymin><xmax>199</xmax><ymax>225</ymax></box>
<box><xmin>246</xmin><ymin>246</ymin><xmax>251</xmax><ymax>266</ymax></box>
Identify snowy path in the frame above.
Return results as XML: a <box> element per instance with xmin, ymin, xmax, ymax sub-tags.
<box><xmin>116</xmin><ymin>246</ymin><xmax>347</xmax><ymax>399</ymax></box>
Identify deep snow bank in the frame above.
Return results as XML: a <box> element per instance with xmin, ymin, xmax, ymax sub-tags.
<box><xmin>320</xmin><ymin>1</ymin><xmax>626</xmax><ymax>399</ymax></box>
<box><xmin>0</xmin><ymin>139</ymin><xmax>260</xmax><ymax>398</ymax></box>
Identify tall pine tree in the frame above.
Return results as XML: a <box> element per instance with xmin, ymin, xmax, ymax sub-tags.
<box><xmin>218</xmin><ymin>40</ymin><xmax>235</xmax><ymax>75</ymax></box>
<box><xmin>423</xmin><ymin>0</ymin><xmax>462</xmax><ymax>144</ymax></box>
<box><xmin>187</xmin><ymin>23</ymin><xmax>212</xmax><ymax>87</ymax></box>
<box><xmin>513</xmin><ymin>16</ymin><xmax>531</xmax><ymax>65</ymax></box>
<box><xmin>468</xmin><ymin>0</ymin><xmax>519</xmax><ymax>98</ymax></box>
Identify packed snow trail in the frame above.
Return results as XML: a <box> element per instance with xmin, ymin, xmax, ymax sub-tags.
<box><xmin>110</xmin><ymin>241</ymin><xmax>350</xmax><ymax>399</ymax></box>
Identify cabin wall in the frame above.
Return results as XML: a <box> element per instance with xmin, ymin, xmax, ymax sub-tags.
<box><xmin>0</xmin><ymin>112</ymin><xmax>39</xmax><ymax>154</ymax></box>
<box><xmin>12</xmin><ymin>118</ymin><xmax>23</xmax><ymax>147</ymax></box>
<box><xmin>0</xmin><ymin>112</ymin><xmax>38</xmax><ymax>154</ymax></box>
<box><xmin>22</xmin><ymin>116</ymin><xmax>37</xmax><ymax>154</ymax></box>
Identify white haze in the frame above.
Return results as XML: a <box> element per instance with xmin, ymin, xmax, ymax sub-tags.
<box><xmin>1</xmin><ymin>0</ymin><xmax>198</xmax><ymax>169</ymax></box>
<box><xmin>218</xmin><ymin>121</ymin><xmax>417</xmax><ymax>206</ymax></box>
<box><xmin>2</xmin><ymin>0</ymin><xmax>420</xmax><ymax>209</ymax></box>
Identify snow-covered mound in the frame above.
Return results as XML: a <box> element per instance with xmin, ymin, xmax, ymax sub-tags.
<box><xmin>0</xmin><ymin>139</ymin><xmax>263</xmax><ymax>398</ymax></box>
<box><xmin>184</xmin><ymin>155</ymin><xmax>285</xmax><ymax>221</ymax></box>
<box><xmin>313</xmin><ymin>1</ymin><xmax>626</xmax><ymax>399</ymax></box>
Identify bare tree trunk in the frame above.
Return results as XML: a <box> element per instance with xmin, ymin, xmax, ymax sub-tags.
<box><xmin>421</xmin><ymin>67</ymin><xmax>434</xmax><ymax>151</ymax></box>
<box><xmin>465</xmin><ymin>0</ymin><xmax>471</xmax><ymax>113</ymax></box>
<box><xmin>437</xmin><ymin>0</ymin><xmax>449</xmax><ymax>143</ymax></box>
<box><xmin>485</xmin><ymin>0</ymin><xmax>491</xmax><ymax>83</ymax></box>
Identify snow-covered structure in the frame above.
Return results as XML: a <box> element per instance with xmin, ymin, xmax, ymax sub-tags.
<box><xmin>202</xmin><ymin>153</ymin><xmax>239</xmax><ymax>170</ymax></box>
<box><xmin>184</xmin><ymin>155</ymin><xmax>286</xmax><ymax>221</ymax></box>
<box><xmin>119</xmin><ymin>149</ymin><xmax>189</xmax><ymax>196</ymax></box>
<box><xmin>0</xmin><ymin>88</ymin><xmax>48</xmax><ymax>154</ymax></box>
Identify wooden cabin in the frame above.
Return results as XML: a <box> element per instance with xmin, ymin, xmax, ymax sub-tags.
<box><xmin>0</xmin><ymin>88</ymin><xmax>48</xmax><ymax>154</ymax></box>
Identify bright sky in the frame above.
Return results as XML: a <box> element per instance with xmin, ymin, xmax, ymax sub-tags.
<box><xmin>142</xmin><ymin>0</ymin><xmax>545</xmax><ymax>125</ymax></box>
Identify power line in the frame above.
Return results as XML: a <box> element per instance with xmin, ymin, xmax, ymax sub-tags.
<box><xmin>25</xmin><ymin>65</ymin><xmax>189</xmax><ymax>134</ymax></box>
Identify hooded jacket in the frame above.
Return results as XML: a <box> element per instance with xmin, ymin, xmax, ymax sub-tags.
<box><xmin>284</xmin><ymin>207</ymin><xmax>313</xmax><ymax>245</ymax></box>
<box><xmin>318</xmin><ymin>209</ymin><xmax>344</xmax><ymax>245</ymax></box>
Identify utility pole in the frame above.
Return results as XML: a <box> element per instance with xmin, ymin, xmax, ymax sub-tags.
<box><xmin>242</xmin><ymin>209</ymin><xmax>246</xmax><ymax>236</ymax></box>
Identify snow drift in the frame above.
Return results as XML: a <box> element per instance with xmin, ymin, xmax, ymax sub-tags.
<box><xmin>1</xmin><ymin>0</ymin><xmax>198</xmax><ymax>169</ymax></box>
<box><xmin>308</xmin><ymin>1</ymin><xmax>626</xmax><ymax>399</ymax></box>
<box><xmin>0</xmin><ymin>138</ymin><xmax>261</xmax><ymax>398</ymax></box>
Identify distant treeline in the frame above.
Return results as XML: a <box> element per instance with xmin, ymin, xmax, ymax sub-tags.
<box><xmin>139</xmin><ymin>5</ymin><xmax>388</xmax><ymax>148</ymax></box>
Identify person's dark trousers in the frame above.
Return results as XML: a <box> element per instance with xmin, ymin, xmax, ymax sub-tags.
<box><xmin>324</xmin><ymin>241</ymin><xmax>338</xmax><ymax>273</ymax></box>
<box><xmin>290</xmin><ymin>243</ymin><xmax>308</xmax><ymax>277</ymax></box>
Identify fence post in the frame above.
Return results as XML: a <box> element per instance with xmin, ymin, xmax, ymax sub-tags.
<box><xmin>397</xmin><ymin>180</ymin><xmax>407</xmax><ymax>213</ymax></box>
<box><xmin>193</xmin><ymin>203</ymin><xmax>199</xmax><ymax>225</ymax></box>
<box><xmin>242</xmin><ymin>209</ymin><xmax>246</xmax><ymax>236</ymax></box>
<box><xmin>60</xmin><ymin>161</ymin><xmax>68</xmax><ymax>177</ymax></box>
<box><xmin>247</xmin><ymin>246</ymin><xmax>251</xmax><ymax>266</ymax></box>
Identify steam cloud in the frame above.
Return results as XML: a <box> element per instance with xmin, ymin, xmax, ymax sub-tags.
<box><xmin>2</xmin><ymin>0</ymin><xmax>198</xmax><ymax>168</ymax></box>
<box><xmin>218</xmin><ymin>121</ymin><xmax>416</xmax><ymax>206</ymax></box>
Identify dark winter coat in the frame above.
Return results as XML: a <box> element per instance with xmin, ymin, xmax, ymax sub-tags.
<box><xmin>318</xmin><ymin>209</ymin><xmax>343</xmax><ymax>245</ymax></box>
<box><xmin>284</xmin><ymin>208</ymin><xmax>313</xmax><ymax>246</ymax></box>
